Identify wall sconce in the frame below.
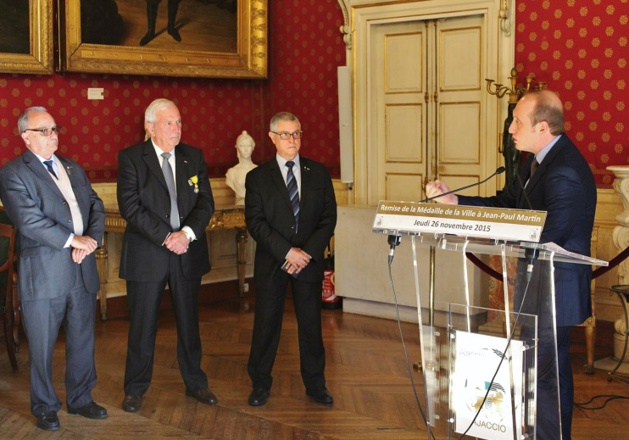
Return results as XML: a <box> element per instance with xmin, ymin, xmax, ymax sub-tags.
<box><xmin>485</xmin><ymin>67</ymin><xmax>546</xmax><ymax>104</ymax></box>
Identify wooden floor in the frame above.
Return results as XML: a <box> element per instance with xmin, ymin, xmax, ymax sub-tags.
<box><xmin>1</xmin><ymin>287</ymin><xmax>629</xmax><ymax>439</ymax></box>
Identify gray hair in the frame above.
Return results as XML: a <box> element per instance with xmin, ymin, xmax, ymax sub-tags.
<box><xmin>17</xmin><ymin>106</ymin><xmax>48</xmax><ymax>133</ymax></box>
<box><xmin>145</xmin><ymin>98</ymin><xmax>178</xmax><ymax>124</ymax></box>
<box><xmin>269</xmin><ymin>112</ymin><xmax>300</xmax><ymax>132</ymax></box>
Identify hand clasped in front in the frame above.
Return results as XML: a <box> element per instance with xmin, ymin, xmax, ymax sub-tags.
<box><xmin>164</xmin><ymin>231</ymin><xmax>190</xmax><ymax>255</ymax></box>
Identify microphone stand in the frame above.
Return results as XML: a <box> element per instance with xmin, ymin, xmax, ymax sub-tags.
<box><xmin>419</xmin><ymin>166</ymin><xmax>506</xmax><ymax>343</ymax></box>
<box><xmin>389</xmin><ymin>167</ymin><xmax>507</xmax><ymax>329</ymax></box>
<box><xmin>419</xmin><ymin>166</ymin><xmax>506</xmax><ymax>203</ymax></box>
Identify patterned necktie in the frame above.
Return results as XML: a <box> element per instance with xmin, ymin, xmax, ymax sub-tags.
<box><xmin>286</xmin><ymin>161</ymin><xmax>300</xmax><ymax>232</ymax></box>
<box><xmin>44</xmin><ymin>160</ymin><xmax>58</xmax><ymax>179</ymax></box>
<box><xmin>161</xmin><ymin>152</ymin><xmax>180</xmax><ymax>230</ymax></box>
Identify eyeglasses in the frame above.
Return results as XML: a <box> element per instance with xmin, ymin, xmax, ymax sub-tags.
<box><xmin>271</xmin><ymin>130</ymin><xmax>303</xmax><ymax>140</ymax></box>
<box><xmin>23</xmin><ymin>126</ymin><xmax>61</xmax><ymax>137</ymax></box>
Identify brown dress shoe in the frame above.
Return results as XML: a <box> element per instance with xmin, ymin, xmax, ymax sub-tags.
<box><xmin>306</xmin><ymin>388</ymin><xmax>334</xmax><ymax>405</ymax></box>
<box><xmin>185</xmin><ymin>388</ymin><xmax>218</xmax><ymax>405</ymax></box>
<box><xmin>122</xmin><ymin>394</ymin><xmax>143</xmax><ymax>413</ymax></box>
<box><xmin>248</xmin><ymin>388</ymin><xmax>270</xmax><ymax>406</ymax></box>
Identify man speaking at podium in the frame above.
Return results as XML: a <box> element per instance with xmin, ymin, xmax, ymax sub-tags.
<box><xmin>425</xmin><ymin>90</ymin><xmax>596</xmax><ymax>440</ymax></box>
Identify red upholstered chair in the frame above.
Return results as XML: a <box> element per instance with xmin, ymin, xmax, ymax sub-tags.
<box><xmin>0</xmin><ymin>222</ymin><xmax>19</xmax><ymax>373</ymax></box>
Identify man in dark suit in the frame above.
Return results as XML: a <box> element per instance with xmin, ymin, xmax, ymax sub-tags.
<box><xmin>117</xmin><ymin>98</ymin><xmax>217</xmax><ymax>412</ymax></box>
<box><xmin>426</xmin><ymin>90</ymin><xmax>596</xmax><ymax>439</ymax></box>
<box><xmin>0</xmin><ymin>107</ymin><xmax>107</xmax><ymax>431</ymax></box>
<box><xmin>245</xmin><ymin>112</ymin><xmax>337</xmax><ymax>407</ymax></box>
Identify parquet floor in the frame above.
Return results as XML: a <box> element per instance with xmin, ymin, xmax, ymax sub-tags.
<box><xmin>1</xmin><ymin>287</ymin><xmax>629</xmax><ymax>439</ymax></box>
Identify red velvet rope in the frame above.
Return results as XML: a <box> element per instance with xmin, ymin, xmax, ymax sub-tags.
<box><xmin>465</xmin><ymin>252</ymin><xmax>503</xmax><ymax>281</ymax></box>
<box><xmin>465</xmin><ymin>245</ymin><xmax>629</xmax><ymax>282</ymax></box>
<box><xmin>592</xmin><ymin>245</ymin><xmax>629</xmax><ymax>279</ymax></box>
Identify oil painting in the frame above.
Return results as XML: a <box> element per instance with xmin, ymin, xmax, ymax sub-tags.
<box><xmin>59</xmin><ymin>0</ymin><xmax>267</xmax><ymax>79</ymax></box>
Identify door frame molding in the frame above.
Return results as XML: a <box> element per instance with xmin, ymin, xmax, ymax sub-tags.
<box><xmin>347</xmin><ymin>0</ymin><xmax>515</xmax><ymax>205</ymax></box>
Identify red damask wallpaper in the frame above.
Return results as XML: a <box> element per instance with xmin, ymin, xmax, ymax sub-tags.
<box><xmin>0</xmin><ymin>1</ymin><xmax>626</xmax><ymax>186</ymax></box>
<box><xmin>0</xmin><ymin>0</ymin><xmax>345</xmax><ymax>180</ymax></box>
<box><xmin>515</xmin><ymin>0</ymin><xmax>628</xmax><ymax>187</ymax></box>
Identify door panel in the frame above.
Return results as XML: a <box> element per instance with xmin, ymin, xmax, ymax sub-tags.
<box><xmin>386</xmin><ymin>104</ymin><xmax>423</xmax><ymax>162</ymax></box>
<box><xmin>386</xmin><ymin>173</ymin><xmax>424</xmax><ymax>202</ymax></box>
<box><xmin>435</xmin><ymin>17</ymin><xmax>485</xmax><ymax>196</ymax></box>
<box><xmin>440</xmin><ymin>26</ymin><xmax>482</xmax><ymax>91</ymax></box>
<box><xmin>372</xmin><ymin>15</ymin><xmax>487</xmax><ymax>202</ymax></box>
<box><xmin>385</xmin><ymin>33</ymin><xmax>423</xmax><ymax>93</ymax></box>
<box><xmin>439</xmin><ymin>102</ymin><xmax>480</xmax><ymax>163</ymax></box>
<box><xmin>375</xmin><ymin>22</ymin><xmax>426</xmax><ymax>202</ymax></box>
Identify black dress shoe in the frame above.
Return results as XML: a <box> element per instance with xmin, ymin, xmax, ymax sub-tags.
<box><xmin>185</xmin><ymin>388</ymin><xmax>218</xmax><ymax>405</ymax></box>
<box><xmin>68</xmin><ymin>401</ymin><xmax>108</xmax><ymax>419</ymax></box>
<box><xmin>306</xmin><ymin>388</ymin><xmax>334</xmax><ymax>405</ymax></box>
<box><xmin>168</xmin><ymin>27</ymin><xmax>182</xmax><ymax>42</ymax></box>
<box><xmin>139</xmin><ymin>31</ymin><xmax>155</xmax><ymax>46</ymax></box>
<box><xmin>36</xmin><ymin>411</ymin><xmax>60</xmax><ymax>431</ymax></box>
<box><xmin>248</xmin><ymin>388</ymin><xmax>270</xmax><ymax>406</ymax></box>
<box><xmin>122</xmin><ymin>394</ymin><xmax>143</xmax><ymax>413</ymax></box>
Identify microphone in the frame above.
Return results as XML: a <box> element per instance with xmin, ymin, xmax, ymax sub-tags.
<box><xmin>387</xmin><ymin>234</ymin><xmax>401</xmax><ymax>264</ymax></box>
<box><xmin>515</xmin><ymin>169</ymin><xmax>534</xmax><ymax>210</ymax></box>
<box><xmin>524</xmin><ymin>247</ymin><xmax>539</xmax><ymax>282</ymax></box>
<box><xmin>420</xmin><ymin>167</ymin><xmax>506</xmax><ymax>203</ymax></box>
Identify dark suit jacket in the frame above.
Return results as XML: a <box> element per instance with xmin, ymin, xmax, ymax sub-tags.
<box><xmin>458</xmin><ymin>134</ymin><xmax>597</xmax><ymax>326</ymax></box>
<box><xmin>0</xmin><ymin>150</ymin><xmax>105</xmax><ymax>299</ymax></box>
<box><xmin>245</xmin><ymin>156</ymin><xmax>337</xmax><ymax>288</ymax></box>
<box><xmin>117</xmin><ymin>140</ymin><xmax>214</xmax><ymax>281</ymax></box>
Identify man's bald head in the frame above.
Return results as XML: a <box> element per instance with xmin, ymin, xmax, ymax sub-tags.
<box><xmin>522</xmin><ymin>90</ymin><xmax>565</xmax><ymax>136</ymax></box>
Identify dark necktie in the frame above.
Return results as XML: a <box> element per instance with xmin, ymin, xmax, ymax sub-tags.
<box><xmin>161</xmin><ymin>152</ymin><xmax>180</xmax><ymax>230</ymax></box>
<box><xmin>530</xmin><ymin>157</ymin><xmax>539</xmax><ymax>179</ymax></box>
<box><xmin>43</xmin><ymin>160</ymin><xmax>58</xmax><ymax>179</ymax></box>
<box><xmin>286</xmin><ymin>161</ymin><xmax>300</xmax><ymax>232</ymax></box>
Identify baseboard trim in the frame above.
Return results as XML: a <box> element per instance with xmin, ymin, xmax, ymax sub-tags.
<box><xmin>98</xmin><ymin>278</ymin><xmax>255</xmax><ymax>320</ymax></box>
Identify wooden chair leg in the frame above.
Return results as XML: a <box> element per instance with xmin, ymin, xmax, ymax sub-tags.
<box><xmin>4</xmin><ymin>317</ymin><xmax>18</xmax><ymax>373</ymax></box>
<box><xmin>4</xmin><ymin>275</ymin><xmax>18</xmax><ymax>373</ymax></box>
<box><xmin>584</xmin><ymin>324</ymin><xmax>596</xmax><ymax>374</ymax></box>
<box><xmin>0</xmin><ymin>221</ymin><xmax>18</xmax><ymax>371</ymax></box>
<box><xmin>11</xmin><ymin>272</ymin><xmax>20</xmax><ymax>353</ymax></box>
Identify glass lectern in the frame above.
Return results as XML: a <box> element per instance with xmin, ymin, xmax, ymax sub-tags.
<box><xmin>373</xmin><ymin>202</ymin><xmax>607</xmax><ymax>440</ymax></box>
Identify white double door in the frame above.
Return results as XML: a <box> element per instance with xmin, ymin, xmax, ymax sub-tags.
<box><xmin>369</xmin><ymin>14</ymin><xmax>498</xmax><ymax>203</ymax></box>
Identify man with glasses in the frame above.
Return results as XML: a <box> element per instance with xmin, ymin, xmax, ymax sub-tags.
<box><xmin>244</xmin><ymin>112</ymin><xmax>337</xmax><ymax>406</ymax></box>
<box><xmin>0</xmin><ymin>107</ymin><xmax>107</xmax><ymax>430</ymax></box>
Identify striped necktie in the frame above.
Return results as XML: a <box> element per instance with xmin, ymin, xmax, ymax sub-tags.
<box><xmin>44</xmin><ymin>160</ymin><xmax>58</xmax><ymax>179</ymax></box>
<box><xmin>285</xmin><ymin>161</ymin><xmax>300</xmax><ymax>232</ymax></box>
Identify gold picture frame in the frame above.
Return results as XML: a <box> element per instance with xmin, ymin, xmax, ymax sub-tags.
<box><xmin>0</xmin><ymin>0</ymin><xmax>54</xmax><ymax>75</ymax></box>
<box><xmin>58</xmin><ymin>0</ymin><xmax>267</xmax><ymax>79</ymax></box>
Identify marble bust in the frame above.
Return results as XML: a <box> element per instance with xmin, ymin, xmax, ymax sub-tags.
<box><xmin>225</xmin><ymin>130</ymin><xmax>257</xmax><ymax>205</ymax></box>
